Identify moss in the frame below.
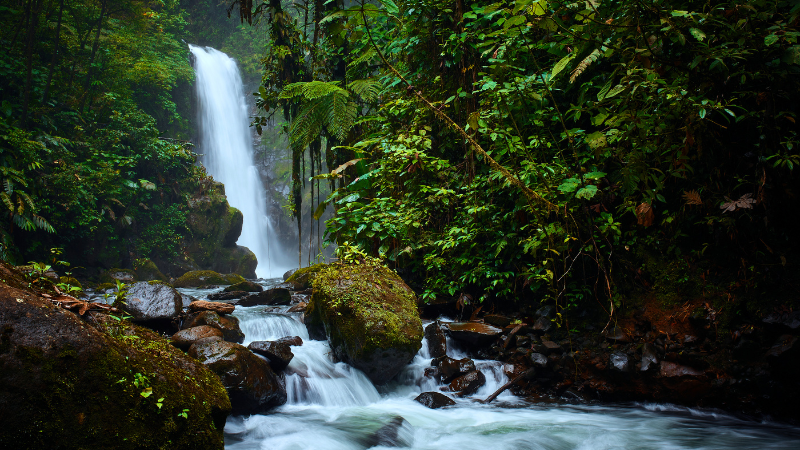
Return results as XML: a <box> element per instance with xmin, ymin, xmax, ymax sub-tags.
<box><xmin>59</xmin><ymin>276</ymin><xmax>82</xmax><ymax>290</ymax></box>
<box><xmin>96</xmin><ymin>282</ymin><xmax>116</xmax><ymax>291</ymax></box>
<box><xmin>286</xmin><ymin>263</ymin><xmax>326</xmax><ymax>289</ymax></box>
<box><xmin>99</xmin><ymin>268</ymin><xmax>137</xmax><ymax>285</ymax></box>
<box><xmin>308</xmin><ymin>262</ymin><xmax>423</xmax><ymax>366</ymax></box>
<box><xmin>134</xmin><ymin>259</ymin><xmax>168</xmax><ymax>282</ymax></box>
<box><xmin>172</xmin><ymin>270</ymin><xmax>245</xmax><ymax>288</ymax></box>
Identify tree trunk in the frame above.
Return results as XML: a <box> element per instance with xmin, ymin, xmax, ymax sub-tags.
<box><xmin>21</xmin><ymin>0</ymin><xmax>43</xmax><ymax>129</ymax></box>
<box><xmin>78</xmin><ymin>0</ymin><xmax>107</xmax><ymax>112</ymax></box>
<box><xmin>41</xmin><ymin>0</ymin><xmax>64</xmax><ymax>107</ymax></box>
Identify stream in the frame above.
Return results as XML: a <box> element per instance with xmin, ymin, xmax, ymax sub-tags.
<box><xmin>178</xmin><ymin>282</ymin><xmax>800</xmax><ymax>450</ymax></box>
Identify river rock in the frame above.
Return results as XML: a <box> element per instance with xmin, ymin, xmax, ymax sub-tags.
<box><xmin>283</xmin><ymin>269</ymin><xmax>297</xmax><ymax>281</ymax></box>
<box><xmin>207</xmin><ymin>291</ymin><xmax>250</xmax><ymax>300</ymax></box>
<box><xmin>424</xmin><ymin>322</ymin><xmax>447</xmax><ymax>358</ymax></box>
<box><xmin>602</xmin><ymin>325</ymin><xmax>631</xmax><ymax>343</ymax></box>
<box><xmin>0</xmin><ymin>275</ymin><xmax>230</xmax><ymax>448</ymax></box>
<box><xmin>183</xmin><ymin>310</ymin><xmax>245</xmax><ymax>343</ymax></box>
<box><xmin>119</xmin><ymin>281</ymin><xmax>182</xmax><ymax>322</ymax></box>
<box><xmin>446</xmin><ymin>370</ymin><xmax>486</xmax><ymax>396</ymax></box>
<box><xmin>415</xmin><ymin>392</ymin><xmax>456</xmax><ymax>409</ymax></box>
<box><xmin>484</xmin><ymin>314</ymin><xmax>513</xmax><ymax>328</ymax></box>
<box><xmin>287</xmin><ymin>301</ymin><xmax>307</xmax><ymax>313</ymax></box>
<box><xmin>610</xmin><ymin>352</ymin><xmax>631</xmax><ymax>372</ymax></box>
<box><xmin>247</xmin><ymin>341</ymin><xmax>294</xmax><ymax>371</ymax></box>
<box><xmin>533</xmin><ymin>316</ymin><xmax>552</xmax><ymax>333</ymax></box>
<box><xmin>307</xmin><ymin>262</ymin><xmax>423</xmax><ymax>385</ymax></box>
<box><xmin>224</xmin><ymin>280</ymin><xmax>263</xmax><ymax>293</ymax></box>
<box><xmin>189</xmin><ymin>340</ymin><xmax>286</xmax><ymax>414</ymax></box>
<box><xmin>659</xmin><ymin>361</ymin><xmax>703</xmax><ymax>377</ymax></box>
<box><xmin>237</xmin><ymin>287</ymin><xmax>292</xmax><ymax>307</ymax></box>
<box><xmin>445</xmin><ymin>322</ymin><xmax>502</xmax><ymax>346</ymax></box>
<box><xmin>276</xmin><ymin>336</ymin><xmax>304</xmax><ymax>346</ymax></box>
<box><xmin>171</xmin><ymin>325</ymin><xmax>224</xmax><ymax>350</ymax></box>
<box><xmin>173</xmin><ymin>270</ymin><xmax>246</xmax><ymax>288</ymax></box>
<box><xmin>641</xmin><ymin>343</ymin><xmax>659</xmax><ymax>372</ymax></box>
<box><xmin>365</xmin><ymin>416</ymin><xmax>413</xmax><ymax>447</ymax></box>
<box><xmin>180</xmin><ymin>293</ymin><xmax>197</xmax><ymax>308</ymax></box>
<box><xmin>541</xmin><ymin>340</ymin><xmax>563</xmax><ymax>355</ymax></box>
<box><xmin>536</xmin><ymin>305</ymin><xmax>556</xmax><ymax>318</ymax></box>
<box><xmin>530</xmin><ymin>352</ymin><xmax>550</xmax><ymax>369</ymax></box>
<box><xmin>434</xmin><ymin>356</ymin><xmax>476</xmax><ymax>382</ymax></box>
<box><xmin>189</xmin><ymin>300</ymin><xmax>235</xmax><ymax>314</ymax></box>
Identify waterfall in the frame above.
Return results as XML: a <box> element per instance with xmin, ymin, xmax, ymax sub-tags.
<box><xmin>189</xmin><ymin>45</ymin><xmax>289</xmax><ymax>279</ymax></box>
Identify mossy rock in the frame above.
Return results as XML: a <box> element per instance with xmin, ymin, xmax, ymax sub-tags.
<box><xmin>224</xmin><ymin>280</ymin><xmax>262</xmax><ymax>293</ymax></box>
<box><xmin>173</xmin><ymin>270</ymin><xmax>246</xmax><ymax>288</ymax></box>
<box><xmin>308</xmin><ymin>262</ymin><xmax>423</xmax><ymax>384</ymax></box>
<box><xmin>96</xmin><ymin>282</ymin><xmax>116</xmax><ymax>292</ymax></box>
<box><xmin>134</xmin><ymin>259</ymin><xmax>168</xmax><ymax>282</ymax></box>
<box><xmin>0</xmin><ymin>282</ymin><xmax>231</xmax><ymax>449</ymax></box>
<box><xmin>286</xmin><ymin>263</ymin><xmax>326</xmax><ymax>289</ymax></box>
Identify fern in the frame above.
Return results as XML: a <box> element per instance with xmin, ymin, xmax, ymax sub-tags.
<box><xmin>302</xmin><ymin>80</ymin><xmax>346</xmax><ymax>100</ymax></box>
<box><xmin>289</xmin><ymin>97</ymin><xmax>329</xmax><ymax>151</ymax></box>
<box><xmin>328</xmin><ymin>92</ymin><xmax>358</xmax><ymax>140</ymax></box>
<box><xmin>570</xmin><ymin>48</ymin><xmax>602</xmax><ymax>83</ymax></box>
<box><xmin>348</xmin><ymin>79</ymin><xmax>382</xmax><ymax>102</ymax></box>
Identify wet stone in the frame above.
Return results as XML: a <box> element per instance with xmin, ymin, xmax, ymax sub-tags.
<box><xmin>171</xmin><ymin>325</ymin><xmax>223</xmax><ymax>350</ymax></box>
<box><xmin>248</xmin><ymin>341</ymin><xmax>294</xmax><ymax>371</ymax></box>
<box><xmin>530</xmin><ymin>352</ymin><xmax>550</xmax><ymax>369</ymax></box>
<box><xmin>446</xmin><ymin>322</ymin><xmax>502</xmax><ymax>346</ymax></box>
<box><xmin>533</xmin><ymin>316</ymin><xmax>552</xmax><ymax>334</ymax></box>
<box><xmin>541</xmin><ymin>340</ymin><xmax>563</xmax><ymax>355</ymax></box>
<box><xmin>286</xmin><ymin>302</ymin><xmax>307</xmax><ymax>313</ymax></box>
<box><xmin>446</xmin><ymin>370</ymin><xmax>486</xmax><ymax>396</ymax></box>
<box><xmin>237</xmin><ymin>287</ymin><xmax>292</xmax><ymax>307</ymax></box>
<box><xmin>275</xmin><ymin>336</ymin><xmax>303</xmax><ymax>347</ymax></box>
<box><xmin>122</xmin><ymin>281</ymin><xmax>182</xmax><ymax>322</ymax></box>
<box><xmin>610</xmin><ymin>352</ymin><xmax>631</xmax><ymax>372</ymax></box>
<box><xmin>424</xmin><ymin>322</ymin><xmax>447</xmax><ymax>359</ymax></box>
<box><xmin>223</xmin><ymin>280</ymin><xmax>262</xmax><ymax>293</ymax></box>
<box><xmin>660</xmin><ymin>361</ymin><xmax>703</xmax><ymax>378</ymax></box>
<box><xmin>207</xmin><ymin>291</ymin><xmax>250</xmax><ymax>301</ymax></box>
<box><xmin>189</xmin><ymin>300</ymin><xmax>235</xmax><ymax>315</ymax></box>
<box><xmin>641</xmin><ymin>343</ymin><xmax>659</xmax><ymax>372</ymax></box>
<box><xmin>414</xmin><ymin>392</ymin><xmax>456</xmax><ymax>409</ymax></box>
<box><xmin>602</xmin><ymin>326</ymin><xmax>631</xmax><ymax>343</ymax></box>
<box><xmin>484</xmin><ymin>314</ymin><xmax>513</xmax><ymax>328</ymax></box>
<box><xmin>437</xmin><ymin>356</ymin><xmax>476</xmax><ymax>382</ymax></box>
<box><xmin>183</xmin><ymin>310</ymin><xmax>245</xmax><ymax>344</ymax></box>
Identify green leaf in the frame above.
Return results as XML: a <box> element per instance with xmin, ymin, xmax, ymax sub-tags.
<box><xmin>575</xmin><ymin>185</ymin><xmax>598</xmax><ymax>200</ymax></box>
<box><xmin>140</xmin><ymin>387</ymin><xmax>153</xmax><ymax>398</ymax></box>
<box><xmin>689</xmin><ymin>28</ymin><xmax>706</xmax><ymax>41</ymax></box>
<box><xmin>378</xmin><ymin>0</ymin><xmax>399</xmax><ymax>15</ymax></box>
<box><xmin>558</xmin><ymin>178</ymin><xmax>581</xmax><ymax>193</ymax></box>
<box><xmin>550</xmin><ymin>54</ymin><xmax>575</xmax><ymax>81</ymax></box>
<box><xmin>584</xmin><ymin>171</ymin><xmax>606</xmax><ymax>180</ymax></box>
<box><xmin>765</xmin><ymin>34</ymin><xmax>779</xmax><ymax>46</ymax></box>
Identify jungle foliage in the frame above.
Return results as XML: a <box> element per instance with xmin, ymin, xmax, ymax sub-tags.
<box><xmin>0</xmin><ymin>0</ymin><xmax>206</xmax><ymax>267</ymax></box>
<box><xmin>243</xmin><ymin>0</ymin><xmax>800</xmax><ymax>317</ymax></box>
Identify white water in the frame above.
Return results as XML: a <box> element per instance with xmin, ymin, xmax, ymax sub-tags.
<box><xmin>205</xmin><ymin>282</ymin><xmax>800</xmax><ymax>450</ymax></box>
<box><xmin>190</xmin><ymin>45</ymin><xmax>290</xmax><ymax>278</ymax></box>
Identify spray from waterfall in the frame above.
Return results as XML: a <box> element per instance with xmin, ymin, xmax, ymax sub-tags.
<box><xmin>189</xmin><ymin>45</ymin><xmax>291</xmax><ymax>278</ymax></box>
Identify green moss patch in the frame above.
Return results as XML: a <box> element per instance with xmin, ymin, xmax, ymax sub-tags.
<box><xmin>173</xmin><ymin>270</ymin><xmax>245</xmax><ymax>288</ymax></box>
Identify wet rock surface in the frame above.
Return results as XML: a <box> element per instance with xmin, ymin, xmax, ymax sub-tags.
<box><xmin>0</xmin><ymin>272</ymin><xmax>230</xmax><ymax>448</ymax></box>
<box><xmin>434</xmin><ymin>356</ymin><xmax>476</xmax><ymax>382</ymax></box>
<box><xmin>207</xmin><ymin>291</ymin><xmax>250</xmax><ymax>301</ymax></box>
<box><xmin>183</xmin><ymin>310</ymin><xmax>244</xmax><ymax>343</ymax></box>
<box><xmin>189</xmin><ymin>300</ymin><xmax>235</xmax><ymax>314</ymax></box>
<box><xmin>247</xmin><ymin>340</ymin><xmax>295</xmax><ymax>371</ymax></box>
<box><xmin>237</xmin><ymin>287</ymin><xmax>292</xmax><ymax>307</ymax></box>
<box><xmin>445</xmin><ymin>322</ymin><xmax>502</xmax><ymax>346</ymax></box>
<box><xmin>414</xmin><ymin>392</ymin><xmax>456</xmax><ymax>409</ymax></box>
<box><xmin>446</xmin><ymin>370</ymin><xmax>486</xmax><ymax>396</ymax></box>
<box><xmin>276</xmin><ymin>336</ymin><xmax>304</xmax><ymax>346</ymax></box>
<box><xmin>189</xmin><ymin>340</ymin><xmax>287</xmax><ymax>414</ymax></box>
<box><xmin>424</xmin><ymin>322</ymin><xmax>447</xmax><ymax>358</ymax></box>
<box><xmin>224</xmin><ymin>280</ymin><xmax>263</xmax><ymax>293</ymax></box>
<box><xmin>120</xmin><ymin>281</ymin><xmax>182</xmax><ymax>322</ymax></box>
<box><xmin>171</xmin><ymin>325</ymin><xmax>224</xmax><ymax>349</ymax></box>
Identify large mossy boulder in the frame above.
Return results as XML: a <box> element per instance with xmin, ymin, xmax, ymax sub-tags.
<box><xmin>181</xmin><ymin>182</ymin><xmax>257</xmax><ymax>278</ymax></box>
<box><xmin>0</xmin><ymin>280</ymin><xmax>231</xmax><ymax>449</ymax></box>
<box><xmin>173</xmin><ymin>270</ymin><xmax>246</xmax><ymax>288</ymax></box>
<box><xmin>286</xmin><ymin>263</ymin><xmax>325</xmax><ymax>289</ymax></box>
<box><xmin>308</xmin><ymin>262</ymin><xmax>423</xmax><ymax>384</ymax></box>
<box><xmin>133</xmin><ymin>259</ymin><xmax>168</xmax><ymax>282</ymax></box>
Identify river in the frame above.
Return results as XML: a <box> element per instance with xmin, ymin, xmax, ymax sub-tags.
<box><xmin>177</xmin><ymin>282</ymin><xmax>800</xmax><ymax>450</ymax></box>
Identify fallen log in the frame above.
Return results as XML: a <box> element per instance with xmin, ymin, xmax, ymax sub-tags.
<box><xmin>480</xmin><ymin>368</ymin><xmax>534</xmax><ymax>404</ymax></box>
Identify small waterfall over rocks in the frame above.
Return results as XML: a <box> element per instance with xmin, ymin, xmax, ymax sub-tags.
<box><xmin>189</xmin><ymin>45</ymin><xmax>291</xmax><ymax>278</ymax></box>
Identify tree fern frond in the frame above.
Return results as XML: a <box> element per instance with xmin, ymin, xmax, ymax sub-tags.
<box><xmin>13</xmin><ymin>214</ymin><xmax>35</xmax><ymax>231</ymax></box>
<box><xmin>328</xmin><ymin>92</ymin><xmax>358</xmax><ymax>141</ymax></box>
<box><xmin>349</xmin><ymin>48</ymin><xmax>377</xmax><ymax>68</ymax></box>
<box><xmin>348</xmin><ymin>79</ymin><xmax>382</xmax><ymax>102</ymax></box>
<box><xmin>570</xmin><ymin>48</ymin><xmax>602</xmax><ymax>83</ymax></box>
<box><xmin>289</xmin><ymin>97</ymin><xmax>328</xmax><ymax>151</ymax></box>
<box><xmin>3</xmin><ymin>179</ymin><xmax>11</xmax><ymax>194</ymax></box>
<box><xmin>18</xmin><ymin>191</ymin><xmax>34</xmax><ymax>210</ymax></box>
<box><xmin>16</xmin><ymin>196</ymin><xmax>24</xmax><ymax>215</ymax></box>
<box><xmin>33</xmin><ymin>214</ymin><xmax>55</xmax><ymax>233</ymax></box>
<box><xmin>278</xmin><ymin>82</ymin><xmax>307</xmax><ymax>99</ymax></box>
<box><xmin>0</xmin><ymin>192</ymin><xmax>12</xmax><ymax>212</ymax></box>
<box><xmin>302</xmin><ymin>80</ymin><xmax>346</xmax><ymax>100</ymax></box>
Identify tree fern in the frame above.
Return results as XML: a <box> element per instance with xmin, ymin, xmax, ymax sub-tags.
<box><xmin>348</xmin><ymin>79</ymin><xmax>382</xmax><ymax>102</ymax></box>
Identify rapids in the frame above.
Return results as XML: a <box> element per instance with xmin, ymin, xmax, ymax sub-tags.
<box><xmin>178</xmin><ymin>283</ymin><xmax>800</xmax><ymax>450</ymax></box>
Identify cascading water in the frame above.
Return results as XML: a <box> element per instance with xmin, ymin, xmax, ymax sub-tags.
<box><xmin>194</xmin><ymin>281</ymin><xmax>800</xmax><ymax>450</ymax></box>
<box><xmin>189</xmin><ymin>45</ymin><xmax>289</xmax><ymax>278</ymax></box>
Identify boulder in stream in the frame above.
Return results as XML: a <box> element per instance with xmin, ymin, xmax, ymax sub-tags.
<box><xmin>172</xmin><ymin>270</ymin><xmax>246</xmax><ymax>288</ymax></box>
<box><xmin>189</xmin><ymin>340</ymin><xmax>286</xmax><ymax>414</ymax></box>
<box><xmin>424</xmin><ymin>321</ymin><xmax>447</xmax><ymax>358</ymax></box>
<box><xmin>183</xmin><ymin>310</ymin><xmax>245</xmax><ymax>343</ymax></box>
<box><xmin>224</xmin><ymin>280</ymin><xmax>263</xmax><ymax>293</ymax></box>
<box><xmin>307</xmin><ymin>262</ymin><xmax>423</xmax><ymax>385</ymax></box>
<box><xmin>446</xmin><ymin>370</ymin><xmax>486</xmax><ymax>396</ymax></box>
<box><xmin>119</xmin><ymin>281</ymin><xmax>182</xmax><ymax>322</ymax></box>
<box><xmin>189</xmin><ymin>299</ymin><xmax>235</xmax><ymax>315</ymax></box>
<box><xmin>414</xmin><ymin>392</ymin><xmax>456</xmax><ymax>409</ymax></box>
<box><xmin>247</xmin><ymin>340</ymin><xmax>294</xmax><ymax>371</ymax></box>
<box><xmin>433</xmin><ymin>356</ymin><xmax>476</xmax><ymax>382</ymax></box>
<box><xmin>445</xmin><ymin>322</ymin><xmax>502</xmax><ymax>346</ymax></box>
<box><xmin>0</xmin><ymin>273</ymin><xmax>230</xmax><ymax>449</ymax></box>
<box><xmin>237</xmin><ymin>287</ymin><xmax>292</xmax><ymax>307</ymax></box>
<box><xmin>171</xmin><ymin>325</ymin><xmax>224</xmax><ymax>350</ymax></box>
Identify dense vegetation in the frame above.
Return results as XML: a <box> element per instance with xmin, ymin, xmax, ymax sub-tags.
<box><xmin>243</xmin><ymin>0</ymin><xmax>800</xmax><ymax>322</ymax></box>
